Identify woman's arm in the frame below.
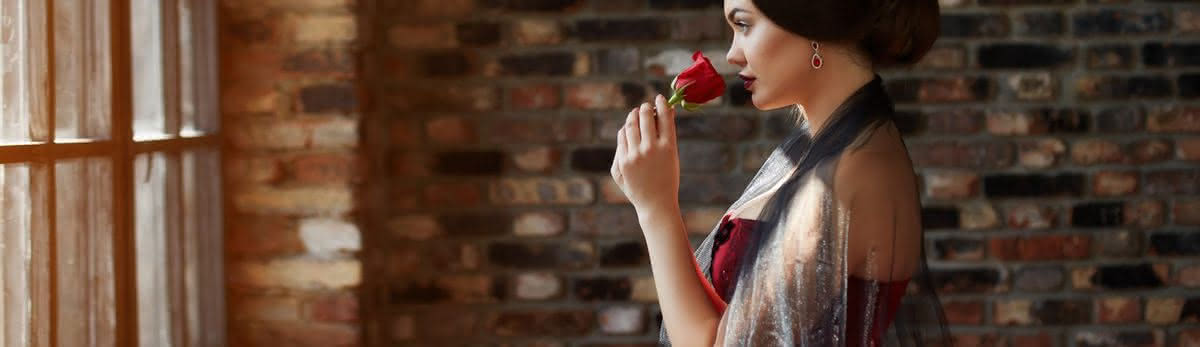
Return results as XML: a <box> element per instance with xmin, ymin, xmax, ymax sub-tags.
<box><xmin>638</xmin><ymin>206</ymin><xmax>723</xmax><ymax>346</ymax></box>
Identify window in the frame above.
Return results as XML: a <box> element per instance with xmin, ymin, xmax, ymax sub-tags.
<box><xmin>0</xmin><ymin>0</ymin><xmax>223</xmax><ymax>346</ymax></box>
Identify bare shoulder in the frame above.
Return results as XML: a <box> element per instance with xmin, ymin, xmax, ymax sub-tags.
<box><xmin>833</xmin><ymin>123</ymin><xmax>918</xmax><ymax>205</ymax></box>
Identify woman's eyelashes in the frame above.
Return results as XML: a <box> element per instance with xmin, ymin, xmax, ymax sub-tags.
<box><xmin>731</xmin><ymin>20</ymin><xmax>750</xmax><ymax>32</ymax></box>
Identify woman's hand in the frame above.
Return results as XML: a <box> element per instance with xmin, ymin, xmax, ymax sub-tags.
<box><xmin>611</xmin><ymin>94</ymin><xmax>681</xmax><ymax>219</ymax></box>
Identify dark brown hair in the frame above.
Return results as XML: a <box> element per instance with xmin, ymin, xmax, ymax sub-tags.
<box><xmin>752</xmin><ymin>0</ymin><xmax>940</xmax><ymax>68</ymax></box>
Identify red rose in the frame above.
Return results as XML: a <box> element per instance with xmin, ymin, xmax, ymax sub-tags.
<box><xmin>667</xmin><ymin>51</ymin><xmax>726</xmax><ymax>111</ymax></box>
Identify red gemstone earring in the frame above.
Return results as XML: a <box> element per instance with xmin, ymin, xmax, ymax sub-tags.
<box><xmin>811</xmin><ymin>41</ymin><xmax>824</xmax><ymax>69</ymax></box>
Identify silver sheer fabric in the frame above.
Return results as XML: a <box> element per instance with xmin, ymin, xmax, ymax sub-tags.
<box><xmin>658</xmin><ymin>76</ymin><xmax>948</xmax><ymax>346</ymax></box>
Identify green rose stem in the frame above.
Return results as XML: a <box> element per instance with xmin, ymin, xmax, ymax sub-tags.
<box><xmin>667</xmin><ymin>77</ymin><xmax>703</xmax><ymax>112</ymax></box>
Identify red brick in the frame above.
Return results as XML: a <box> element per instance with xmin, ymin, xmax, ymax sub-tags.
<box><xmin>925</xmin><ymin>108</ymin><xmax>982</xmax><ymax>134</ymax></box>
<box><xmin>1017</xmin><ymin>139</ymin><xmax>1065</xmax><ymax>168</ymax></box>
<box><xmin>924</xmin><ymin>171</ymin><xmax>979</xmax><ymax>200</ymax></box>
<box><xmin>1177</xmin><ymin>200</ymin><xmax>1200</xmax><ymax>226</ymax></box>
<box><xmin>385</xmin><ymin>0</ymin><xmax>475</xmax><ymax>18</ymax></box>
<box><xmin>226</xmin><ymin>154</ymin><xmax>283</xmax><ymax>184</ymax></box>
<box><xmin>388</xmin><ymin>86</ymin><xmax>499</xmax><ymax>112</ymax></box>
<box><xmin>915</xmin><ymin>46</ymin><xmax>966</xmax><ymax>69</ymax></box>
<box><xmin>1146</xmin><ymin>297</ymin><xmax>1184</xmax><ymax>324</ymax></box>
<box><xmin>943</xmin><ymin>301</ymin><xmax>984</xmax><ymax>325</ymax></box>
<box><xmin>425</xmin><ymin>116</ymin><xmax>478</xmax><ymax>145</ymax></box>
<box><xmin>1125</xmin><ymin>200</ymin><xmax>1165</xmax><ymax>228</ymax></box>
<box><xmin>386</xmin><ymin>23</ymin><xmax>457</xmax><ymax>48</ymax></box>
<box><xmin>230</xmin><ymin>295</ymin><xmax>301</xmax><ymax>322</ymax></box>
<box><xmin>510</xmin><ymin>84</ymin><xmax>561</xmax><ymax>110</ymax></box>
<box><xmin>989</xmin><ymin>235</ymin><xmax>1090</xmax><ymax>261</ymax></box>
<box><xmin>425</xmin><ymin>182</ymin><xmax>485</xmax><ymax>207</ymax></box>
<box><xmin>917</xmin><ymin>77</ymin><xmax>988</xmax><ymax>102</ymax></box>
<box><xmin>1093</xmin><ymin>171</ymin><xmax>1138</xmax><ymax>197</ymax></box>
<box><xmin>1009</xmin><ymin>333</ymin><xmax>1054</xmax><ymax>347</ymax></box>
<box><xmin>565</xmin><ymin>82</ymin><xmax>626</xmax><ymax>110</ymax></box>
<box><xmin>1178</xmin><ymin>138</ymin><xmax>1200</xmax><ymax>160</ymax></box>
<box><xmin>1131</xmin><ymin>139</ymin><xmax>1172</xmax><ymax>163</ymax></box>
<box><xmin>230</xmin><ymin>258</ymin><xmax>361</xmax><ymax>289</ymax></box>
<box><xmin>237</xmin><ymin>321</ymin><xmax>359</xmax><ymax>347</ymax></box>
<box><xmin>908</xmin><ymin>141</ymin><xmax>1013</xmax><ymax>169</ymax></box>
<box><xmin>390</xmin><ymin>151</ymin><xmax>431</xmax><ymax>177</ymax></box>
<box><xmin>1147</xmin><ymin>107</ymin><xmax>1200</xmax><ymax>132</ymax></box>
<box><xmin>1097</xmin><ymin>297</ymin><xmax>1141</xmax><ymax>323</ymax></box>
<box><xmin>290</xmin><ymin>152</ymin><xmax>361</xmax><ymax>184</ymax></box>
<box><xmin>1179</xmin><ymin>9</ymin><xmax>1200</xmax><ymax>33</ymax></box>
<box><xmin>514</xmin><ymin>19</ymin><xmax>565</xmax><ymax>45</ymax></box>
<box><xmin>288</xmin><ymin>14</ymin><xmax>356</xmax><ymax>43</ymax></box>
<box><xmin>227</xmin><ymin>215</ymin><xmax>305</xmax><ymax>257</ymax></box>
<box><xmin>1070</xmin><ymin>139</ymin><xmax>1123</xmax><ymax>165</ymax></box>
<box><xmin>233</xmin><ymin>186</ymin><xmax>354</xmax><ymax>215</ymax></box>
<box><xmin>1005</xmin><ymin>204</ymin><xmax>1056</xmax><ymax>229</ymax></box>
<box><xmin>1179</xmin><ymin>265</ymin><xmax>1200</xmax><ymax>287</ymax></box>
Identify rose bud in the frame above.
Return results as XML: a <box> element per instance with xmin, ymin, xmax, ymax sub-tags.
<box><xmin>667</xmin><ymin>51</ymin><xmax>726</xmax><ymax>111</ymax></box>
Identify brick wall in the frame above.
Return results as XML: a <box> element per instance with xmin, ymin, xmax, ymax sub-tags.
<box><xmin>220</xmin><ymin>0</ymin><xmax>364</xmax><ymax>346</ymax></box>
<box><xmin>362</xmin><ymin>0</ymin><xmax>1200</xmax><ymax>346</ymax></box>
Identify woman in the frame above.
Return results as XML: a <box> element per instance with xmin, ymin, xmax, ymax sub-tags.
<box><xmin>608</xmin><ymin>0</ymin><xmax>948</xmax><ymax>345</ymax></box>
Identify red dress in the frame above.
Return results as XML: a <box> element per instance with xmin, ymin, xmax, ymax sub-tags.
<box><xmin>707</xmin><ymin>214</ymin><xmax>909</xmax><ymax>346</ymax></box>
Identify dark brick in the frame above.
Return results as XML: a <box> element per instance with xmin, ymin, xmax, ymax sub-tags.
<box><xmin>765</xmin><ymin>110</ymin><xmax>801</xmax><ymax>138</ymax></box>
<box><xmin>1184</xmin><ymin>298</ymin><xmax>1200</xmax><ymax>323</ymax></box>
<box><xmin>1143</xmin><ymin>43</ymin><xmax>1200</xmax><ymax>67</ymax></box>
<box><xmin>1181</xmin><ymin>74</ymin><xmax>1200</xmax><ymax>98</ymax></box>
<box><xmin>1016</xmin><ymin>12</ymin><xmax>1065</xmax><ymax>36</ymax></box>
<box><xmin>1013</xmin><ymin>266</ymin><xmax>1064</xmax><ymax>292</ymax></box>
<box><xmin>483</xmin><ymin>117</ymin><xmax>592</xmax><ymax>144</ymax></box>
<box><xmin>497</xmin><ymin>52</ymin><xmax>577</xmax><ymax>76</ymax></box>
<box><xmin>893</xmin><ymin>110</ymin><xmax>923</xmax><ymax>135</ymax></box>
<box><xmin>1090</xmin><ymin>264</ymin><xmax>1164</xmax><ymax>289</ymax></box>
<box><xmin>1031</xmin><ymin>300</ymin><xmax>1090</xmax><ymax>325</ymax></box>
<box><xmin>570</xmin><ymin>147</ymin><xmax>615</xmax><ymax>173</ymax></box>
<box><xmin>679</xmin><ymin>142</ymin><xmax>731</xmax><ymax>173</ymax></box>
<box><xmin>491</xmin><ymin>310</ymin><xmax>593</xmax><ymax>336</ymax></box>
<box><xmin>593</xmin><ymin>48</ymin><xmax>639</xmax><ymax>75</ymax></box>
<box><xmin>389</xmin><ymin>276</ymin><xmax>503</xmax><ymax>304</ymax></box>
<box><xmin>910</xmin><ymin>141</ymin><xmax>1014</xmax><ymax>169</ymax></box>
<box><xmin>1074</xmin><ymin>9</ymin><xmax>1170</xmax><ymax>37</ymax></box>
<box><xmin>979</xmin><ymin>44</ymin><xmax>1074</xmax><ymax>69</ymax></box>
<box><xmin>283</xmin><ymin>49</ymin><xmax>353</xmax><ymax>74</ymax></box>
<box><xmin>1075</xmin><ymin>331</ymin><xmax>1160</xmax><ymax>347</ymax></box>
<box><xmin>438</xmin><ymin>213</ymin><xmax>511</xmax><ymax>237</ymax></box>
<box><xmin>648</xmin><ymin>0</ymin><xmax>719</xmax><ymax>9</ymax></box>
<box><xmin>933</xmin><ymin>238</ymin><xmax>984</xmax><ymax>261</ymax></box>
<box><xmin>983</xmin><ymin>174</ymin><xmax>1085</xmax><ymax>198</ymax></box>
<box><xmin>1149</xmin><ymin>233</ymin><xmax>1200</xmax><ymax>256</ymax></box>
<box><xmin>435</xmin><ymin>151</ymin><xmax>505</xmax><ymax>175</ymax></box>
<box><xmin>575</xmin><ymin>19</ymin><xmax>668</xmax><ymax>41</ymax></box>
<box><xmin>1095</xmin><ymin>106</ymin><xmax>1143</xmax><ymax>132</ymax></box>
<box><xmin>1086</xmin><ymin>44</ymin><xmax>1134</xmax><ymax>69</ymax></box>
<box><xmin>600</xmin><ymin>241</ymin><xmax>647</xmax><ymax>267</ymax></box>
<box><xmin>1144</xmin><ymin>169</ymin><xmax>1200</xmax><ymax>195</ymax></box>
<box><xmin>978</xmin><ymin>0</ymin><xmax>1072</xmax><ymax>4</ymax></box>
<box><xmin>931</xmin><ymin>268</ymin><xmax>1002</xmax><ymax>294</ymax></box>
<box><xmin>489</xmin><ymin>0</ymin><xmax>585</xmax><ymax>12</ymax></box>
<box><xmin>488</xmin><ymin>242</ymin><xmax>593</xmax><ymax>269</ymax></box>
<box><xmin>678</xmin><ymin>174</ymin><xmax>749</xmax><ymax>204</ymax></box>
<box><xmin>573</xmin><ymin>277</ymin><xmax>632</xmax><ymax>301</ymax></box>
<box><xmin>887</xmin><ymin>77</ymin><xmax>991</xmax><ymax>103</ymax></box>
<box><xmin>675</xmin><ymin>115</ymin><xmax>756</xmax><ymax>141</ymax></box>
<box><xmin>940</xmin><ymin>14</ymin><xmax>1010</xmax><ymax>38</ymax></box>
<box><xmin>925</xmin><ymin>108</ymin><xmax>984</xmax><ymax>134</ymax></box>
<box><xmin>457</xmin><ymin>21</ymin><xmax>502</xmax><ymax>46</ymax></box>
<box><xmin>1071</xmin><ymin>202</ymin><xmax>1123</xmax><ymax>228</ymax></box>
<box><xmin>619</xmin><ymin>82</ymin><xmax>649</xmax><ymax>108</ymax></box>
<box><xmin>727</xmin><ymin>81</ymin><xmax>752</xmax><ymax>106</ymax></box>
<box><xmin>299</xmin><ymin>84</ymin><xmax>357</xmax><ymax>113</ymax></box>
<box><xmin>923</xmin><ymin>207</ymin><xmax>961</xmax><ymax>230</ymax></box>
<box><xmin>1077</xmin><ymin>76</ymin><xmax>1173</xmax><ymax>100</ymax></box>
<box><xmin>422</xmin><ymin>51</ymin><xmax>476</xmax><ymax>77</ymax></box>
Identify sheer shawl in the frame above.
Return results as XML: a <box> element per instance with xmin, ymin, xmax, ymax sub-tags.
<box><xmin>658</xmin><ymin>76</ymin><xmax>949</xmax><ymax>346</ymax></box>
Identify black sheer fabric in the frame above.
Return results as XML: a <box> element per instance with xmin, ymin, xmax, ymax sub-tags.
<box><xmin>659</xmin><ymin>76</ymin><xmax>949</xmax><ymax>346</ymax></box>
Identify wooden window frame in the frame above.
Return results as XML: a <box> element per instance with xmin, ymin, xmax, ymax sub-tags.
<box><xmin>0</xmin><ymin>0</ymin><xmax>223</xmax><ymax>345</ymax></box>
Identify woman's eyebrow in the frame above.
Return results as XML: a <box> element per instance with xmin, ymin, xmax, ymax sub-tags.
<box><xmin>726</xmin><ymin>8</ymin><xmax>747</xmax><ymax>23</ymax></box>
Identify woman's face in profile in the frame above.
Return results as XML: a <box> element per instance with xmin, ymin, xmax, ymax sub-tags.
<box><xmin>723</xmin><ymin>0</ymin><xmax>819</xmax><ymax>111</ymax></box>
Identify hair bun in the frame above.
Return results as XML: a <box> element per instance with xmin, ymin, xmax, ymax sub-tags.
<box><xmin>863</xmin><ymin>0</ymin><xmax>940</xmax><ymax>67</ymax></box>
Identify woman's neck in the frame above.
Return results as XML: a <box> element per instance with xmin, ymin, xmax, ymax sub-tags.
<box><xmin>796</xmin><ymin>67</ymin><xmax>876</xmax><ymax>135</ymax></box>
